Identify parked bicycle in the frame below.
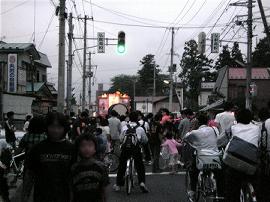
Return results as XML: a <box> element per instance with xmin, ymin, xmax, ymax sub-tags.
<box><xmin>9</xmin><ymin>150</ymin><xmax>25</xmax><ymax>184</ymax></box>
<box><xmin>103</xmin><ymin>150</ymin><xmax>119</xmax><ymax>173</ymax></box>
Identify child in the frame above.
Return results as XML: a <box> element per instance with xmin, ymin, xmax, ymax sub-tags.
<box><xmin>161</xmin><ymin>132</ymin><xmax>182</xmax><ymax>174</ymax></box>
<box><xmin>72</xmin><ymin>133</ymin><xmax>109</xmax><ymax>202</ymax></box>
<box><xmin>26</xmin><ymin>112</ymin><xmax>75</xmax><ymax>202</ymax></box>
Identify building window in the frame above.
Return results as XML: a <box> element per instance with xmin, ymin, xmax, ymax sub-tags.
<box><xmin>36</xmin><ymin>71</ymin><xmax>40</xmax><ymax>82</ymax></box>
<box><xmin>42</xmin><ymin>75</ymin><xmax>46</xmax><ymax>82</ymax></box>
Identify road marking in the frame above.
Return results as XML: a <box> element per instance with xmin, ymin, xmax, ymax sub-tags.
<box><xmin>109</xmin><ymin>171</ymin><xmax>186</xmax><ymax>177</ymax></box>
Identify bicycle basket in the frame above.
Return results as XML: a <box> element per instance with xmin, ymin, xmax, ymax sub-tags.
<box><xmin>196</xmin><ymin>154</ymin><xmax>222</xmax><ymax>170</ymax></box>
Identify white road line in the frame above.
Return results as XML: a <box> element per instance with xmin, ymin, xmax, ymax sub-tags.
<box><xmin>109</xmin><ymin>171</ymin><xmax>186</xmax><ymax>178</ymax></box>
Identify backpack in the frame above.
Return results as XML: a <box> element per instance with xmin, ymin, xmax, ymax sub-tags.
<box><xmin>122</xmin><ymin>124</ymin><xmax>139</xmax><ymax>149</ymax></box>
<box><xmin>260</xmin><ymin>122</ymin><xmax>270</xmax><ymax>176</ymax></box>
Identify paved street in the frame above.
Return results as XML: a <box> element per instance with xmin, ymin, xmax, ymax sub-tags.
<box><xmin>11</xmin><ymin>172</ymin><xmax>187</xmax><ymax>202</ymax></box>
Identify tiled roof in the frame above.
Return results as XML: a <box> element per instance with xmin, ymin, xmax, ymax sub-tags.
<box><xmin>229</xmin><ymin>68</ymin><xmax>270</xmax><ymax>80</ymax></box>
<box><xmin>35</xmin><ymin>52</ymin><xmax>52</xmax><ymax>67</ymax></box>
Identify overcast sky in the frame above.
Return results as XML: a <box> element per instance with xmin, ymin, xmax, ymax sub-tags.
<box><xmin>1</xmin><ymin>0</ymin><xmax>270</xmax><ymax>103</ymax></box>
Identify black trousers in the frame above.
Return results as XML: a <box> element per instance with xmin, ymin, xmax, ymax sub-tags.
<box><xmin>143</xmin><ymin>143</ymin><xmax>151</xmax><ymax>162</ymax></box>
<box><xmin>224</xmin><ymin>166</ymin><xmax>255</xmax><ymax>202</ymax></box>
<box><xmin>0</xmin><ymin>168</ymin><xmax>9</xmax><ymax>202</ymax></box>
<box><xmin>151</xmin><ymin>141</ymin><xmax>161</xmax><ymax>172</ymax></box>
<box><xmin>116</xmin><ymin>147</ymin><xmax>146</xmax><ymax>186</ymax></box>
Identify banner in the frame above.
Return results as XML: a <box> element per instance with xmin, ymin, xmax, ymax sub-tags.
<box><xmin>7</xmin><ymin>54</ymin><xmax>17</xmax><ymax>93</ymax></box>
<box><xmin>97</xmin><ymin>32</ymin><xmax>105</xmax><ymax>53</ymax></box>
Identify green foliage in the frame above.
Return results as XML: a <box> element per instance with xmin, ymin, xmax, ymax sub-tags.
<box><xmin>215</xmin><ymin>42</ymin><xmax>244</xmax><ymax>69</ymax></box>
<box><xmin>108</xmin><ymin>74</ymin><xmax>137</xmax><ymax>96</ymax></box>
<box><xmin>109</xmin><ymin>54</ymin><xmax>168</xmax><ymax>97</ymax></box>
<box><xmin>252</xmin><ymin>37</ymin><xmax>270</xmax><ymax>67</ymax></box>
<box><xmin>179</xmin><ymin>40</ymin><xmax>215</xmax><ymax>108</ymax></box>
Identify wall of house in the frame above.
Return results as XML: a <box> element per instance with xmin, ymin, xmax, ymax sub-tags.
<box><xmin>228</xmin><ymin>79</ymin><xmax>270</xmax><ymax>109</ymax></box>
<box><xmin>220</xmin><ymin>69</ymin><xmax>228</xmax><ymax>99</ymax></box>
<box><xmin>198</xmin><ymin>91</ymin><xmax>212</xmax><ymax>107</ymax></box>
<box><xmin>3</xmin><ymin>93</ymin><xmax>35</xmax><ymax>120</ymax></box>
<box><xmin>136</xmin><ymin>102</ymin><xmax>153</xmax><ymax>114</ymax></box>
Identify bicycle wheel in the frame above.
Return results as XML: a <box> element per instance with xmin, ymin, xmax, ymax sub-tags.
<box><xmin>126</xmin><ymin>160</ymin><xmax>133</xmax><ymax>195</ymax></box>
<box><xmin>185</xmin><ymin>170</ymin><xmax>192</xmax><ymax>199</ymax></box>
<box><xmin>240</xmin><ymin>183</ymin><xmax>257</xmax><ymax>202</ymax></box>
<box><xmin>104</xmin><ymin>153</ymin><xmax>119</xmax><ymax>173</ymax></box>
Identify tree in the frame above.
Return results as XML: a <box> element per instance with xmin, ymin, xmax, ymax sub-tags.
<box><xmin>108</xmin><ymin>74</ymin><xmax>137</xmax><ymax>96</ymax></box>
<box><xmin>231</xmin><ymin>42</ymin><xmax>244</xmax><ymax>67</ymax></box>
<box><xmin>179</xmin><ymin>40</ymin><xmax>214</xmax><ymax>109</ymax></box>
<box><xmin>215</xmin><ymin>45</ymin><xmax>232</xmax><ymax>70</ymax></box>
<box><xmin>253</xmin><ymin>37</ymin><xmax>270</xmax><ymax>67</ymax></box>
<box><xmin>137</xmin><ymin>54</ymin><xmax>167</xmax><ymax>96</ymax></box>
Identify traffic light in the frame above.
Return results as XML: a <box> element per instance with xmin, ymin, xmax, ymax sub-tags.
<box><xmin>117</xmin><ymin>31</ymin><xmax>126</xmax><ymax>54</ymax></box>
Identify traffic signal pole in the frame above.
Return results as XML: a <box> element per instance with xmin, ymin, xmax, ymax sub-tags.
<box><xmin>257</xmin><ymin>0</ymin><xmax>270</xmax><ymax>48</ymax></box>
<box><xmin>169</xmin><ymin>27</ymin><xmax>175</xmax><ymax>112</ymax></box>
<box><xmin>246</xmin><ymin>0</ymin><xmax>253</xmax><ymax>110</ymax></box>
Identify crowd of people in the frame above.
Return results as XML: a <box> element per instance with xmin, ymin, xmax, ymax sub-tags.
<box><xmin>0</xmin><ymin>101</ymin><xmax>269</xmax><ymax>202</ymax></box>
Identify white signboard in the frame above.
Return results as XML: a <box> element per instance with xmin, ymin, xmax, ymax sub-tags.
<box><xmin>7</xmin><ymin>54</ymin><xmax>17</xmax><ymax>93</ymax></box>
<box><xmin>198</xmin><ymin>32</ymin><xmax>206</xmax><ymax>54</ymax></box>
<box><xmin>97</xmin><ymin>32</ymin><xmax>105</xmax><ymax>53</ymax></box>
<box><xmin>211</xmin><ymin>33</ymin><xmax>220</xmax><ymax>53</ymax></box>
<box><xmin>18</xmin><ymin>68</ymin><xmax>26</xmax><ymax>86</ymax></box>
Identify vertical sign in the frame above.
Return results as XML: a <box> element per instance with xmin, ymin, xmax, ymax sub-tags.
<box><xmin>211</xmin><ymin>33</ymin><xmax>220</xmax><ymax>53</ymax></box>
<box><xmin>97</xmin><ymin>32</ymin><xmax>105</xmax><ymax>53</ymax></box>
<box><xmin>198</xmin><ymin>32</ymin><xmax>206</xmax><ymax>54</ymax></box>
<box><xmin>7</xmin><ymin>54</ymin><xmax>17</xmax><ymax>93</ymax></box>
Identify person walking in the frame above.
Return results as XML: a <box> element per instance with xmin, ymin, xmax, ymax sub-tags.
<box><xmin>108</xmin><ymin>110</ymin><xmax>122</xmax><ymax>155</ymax></box>
<box><xmin>4</xmin><ymin>111</ymin><xmax>16</xmax><ymax>149</ymax></box>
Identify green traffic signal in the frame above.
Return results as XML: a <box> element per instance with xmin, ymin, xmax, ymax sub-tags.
<box><xmin>117</xmin><ymin>45</ymin><xmax>125</xmax><ymax>54</ymax></box>
<box><xmin>117</xmin><ymin>31</ymin><xmax>126</xmax><ymax>54</ymax></box>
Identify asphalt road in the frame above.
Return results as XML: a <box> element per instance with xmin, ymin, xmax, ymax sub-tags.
<box><xmin>11</xmin><ymin>172</ymin><xmax>188</xmax><ymax>202</ymax></box>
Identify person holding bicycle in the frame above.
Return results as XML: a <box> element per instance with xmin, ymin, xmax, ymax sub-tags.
<box><xmin>183</xmin><ymin>113</ymin><xmax>220</xmax><ymax>201</ymax></box>
<box><xmin>113</xmin><ymin>111</ymin><xmax>149</xmax><ymax>193</ymax></box>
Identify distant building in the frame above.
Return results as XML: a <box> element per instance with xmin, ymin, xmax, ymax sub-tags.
<box><xmin>213</xmin><ymin>66</ymin><xmax>270</xmax><ymax>109</ymax></box>
<box><xmin>0</xmin><ymin>41</ymin><xmax>56</xmax><ymax>124</ymax></box>
<box><xmin>135</xmin><ymin>95</ymin><xmax>180</xmax><ymax>114</ymax></box>
<box><xmin>198</xmin><ymin>82</ymin><xmax>215</xmax><ymax>107</ymax></box>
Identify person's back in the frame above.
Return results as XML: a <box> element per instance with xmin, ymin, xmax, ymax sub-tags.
<box><xmin>108</xmin><ymin>114</ymin><xmax>121</xmax><ymax>140</ymax></box>
<box><xmin>185</xmin><ymin>125</ymin><xmax>219</xmax><ymax>154</ymax></box>
<box><xmin>215</xmin><ymin>102</ymin><xmax>235</xmax><ymax>135</ymax></box>
<box><xmin>4</xmin><ymin>111</ymin><xmax>16</xmax><ymax>147</ymax></box>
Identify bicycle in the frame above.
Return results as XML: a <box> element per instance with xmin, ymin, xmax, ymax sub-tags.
<box><xmin>186</xmin><ymin>153</ymin><xmax>224</xmax><ymax>202</ymax></box>
<box><xmin>125</xmin><ymin>156</ymin><xmax>135</xmax><ymax>195</ymax></box>
<box><xmin>103</xmin><ymin>150</ymin><xmax>120</xmax><ymax>173</ymax></box>
<box><xmin>240</xmin><ymin>181</ymin><xmax>257</xmax><ymax>202</ymax></box>
<box><xmin>9</xmin><ymin>151</ymin><xmax>25</xmax><ymax>184</ymax></box>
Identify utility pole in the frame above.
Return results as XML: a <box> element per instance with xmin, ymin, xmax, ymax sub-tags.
<box><xmin>66</xmin><ymin>12</ymin><xmax>73</xmax><ymax>115</ymax></box>
<box><xmin>257</xmin><ymin>0</ymin><xmax>270</xmax><ymax>48</ymax></box>
<box><xmin>246</xmin><ymin>0</ymin><xmax>253</xmax><ymax>110</ymax></box>
<box><xmin>0</xmin><ymin>62</ymin><xmax>5</xmax><ymax>123</ymax></box>
<box><xmin>57</xmin><ymin>0</ymin><xmax>66</xmax><ymax>113</ymax></box>
<box><xmin>169</xmin><ymin>27</ymin><xmax>175</xmax><ymax>112</ymax></box>
<box><xmin>82</xmin><ymin>15</ymin><xmax>87</xmax><ymax>111</ymax></box>
<box><xmin>88</xmin><ymin>52</ymin><xmax>92</xmax><ymax>113</ymax></box>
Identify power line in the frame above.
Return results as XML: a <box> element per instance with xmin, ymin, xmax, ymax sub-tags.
<box><xmin>0</xmin><ymin>0</ymin><xmax>30</xmax><ymax>15</ymax></box>
<box><xmin>93</xmin><ymin>19</ymin><xmax>227</xmax><ymax>29</ymax></box>
<box><xmin>169</xmin><ymin>0</ymin><xmax>191</xmax><ymax>26</ymax></box>
<box><xmin>175</xmin><ymin>0</ymin><xmax>197</xmax><ymax>26</ymax></box>
<box><xmin>38</xmin><ymin>12</ymin><xmax>55</xmax><ymax>49</ymax></box>
<box><xmin>85</xmin><ymin>0</ymin><xmax>174</xmax><ymax>25</ymax></box>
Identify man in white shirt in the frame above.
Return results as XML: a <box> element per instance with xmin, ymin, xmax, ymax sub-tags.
<box><xmin>184</xmin><ymin>113</ymin><xmax>220</xmax><ymax>201</ymax></box>
<box><xmin>108</xmin><ymin>110</ymin><xmax>122</xmax><ymax>155</ymax></box>
<box><xmin>215</xmin><ymin>102</ymin><xmax>235</xmax><ymax>135</ymax></box>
